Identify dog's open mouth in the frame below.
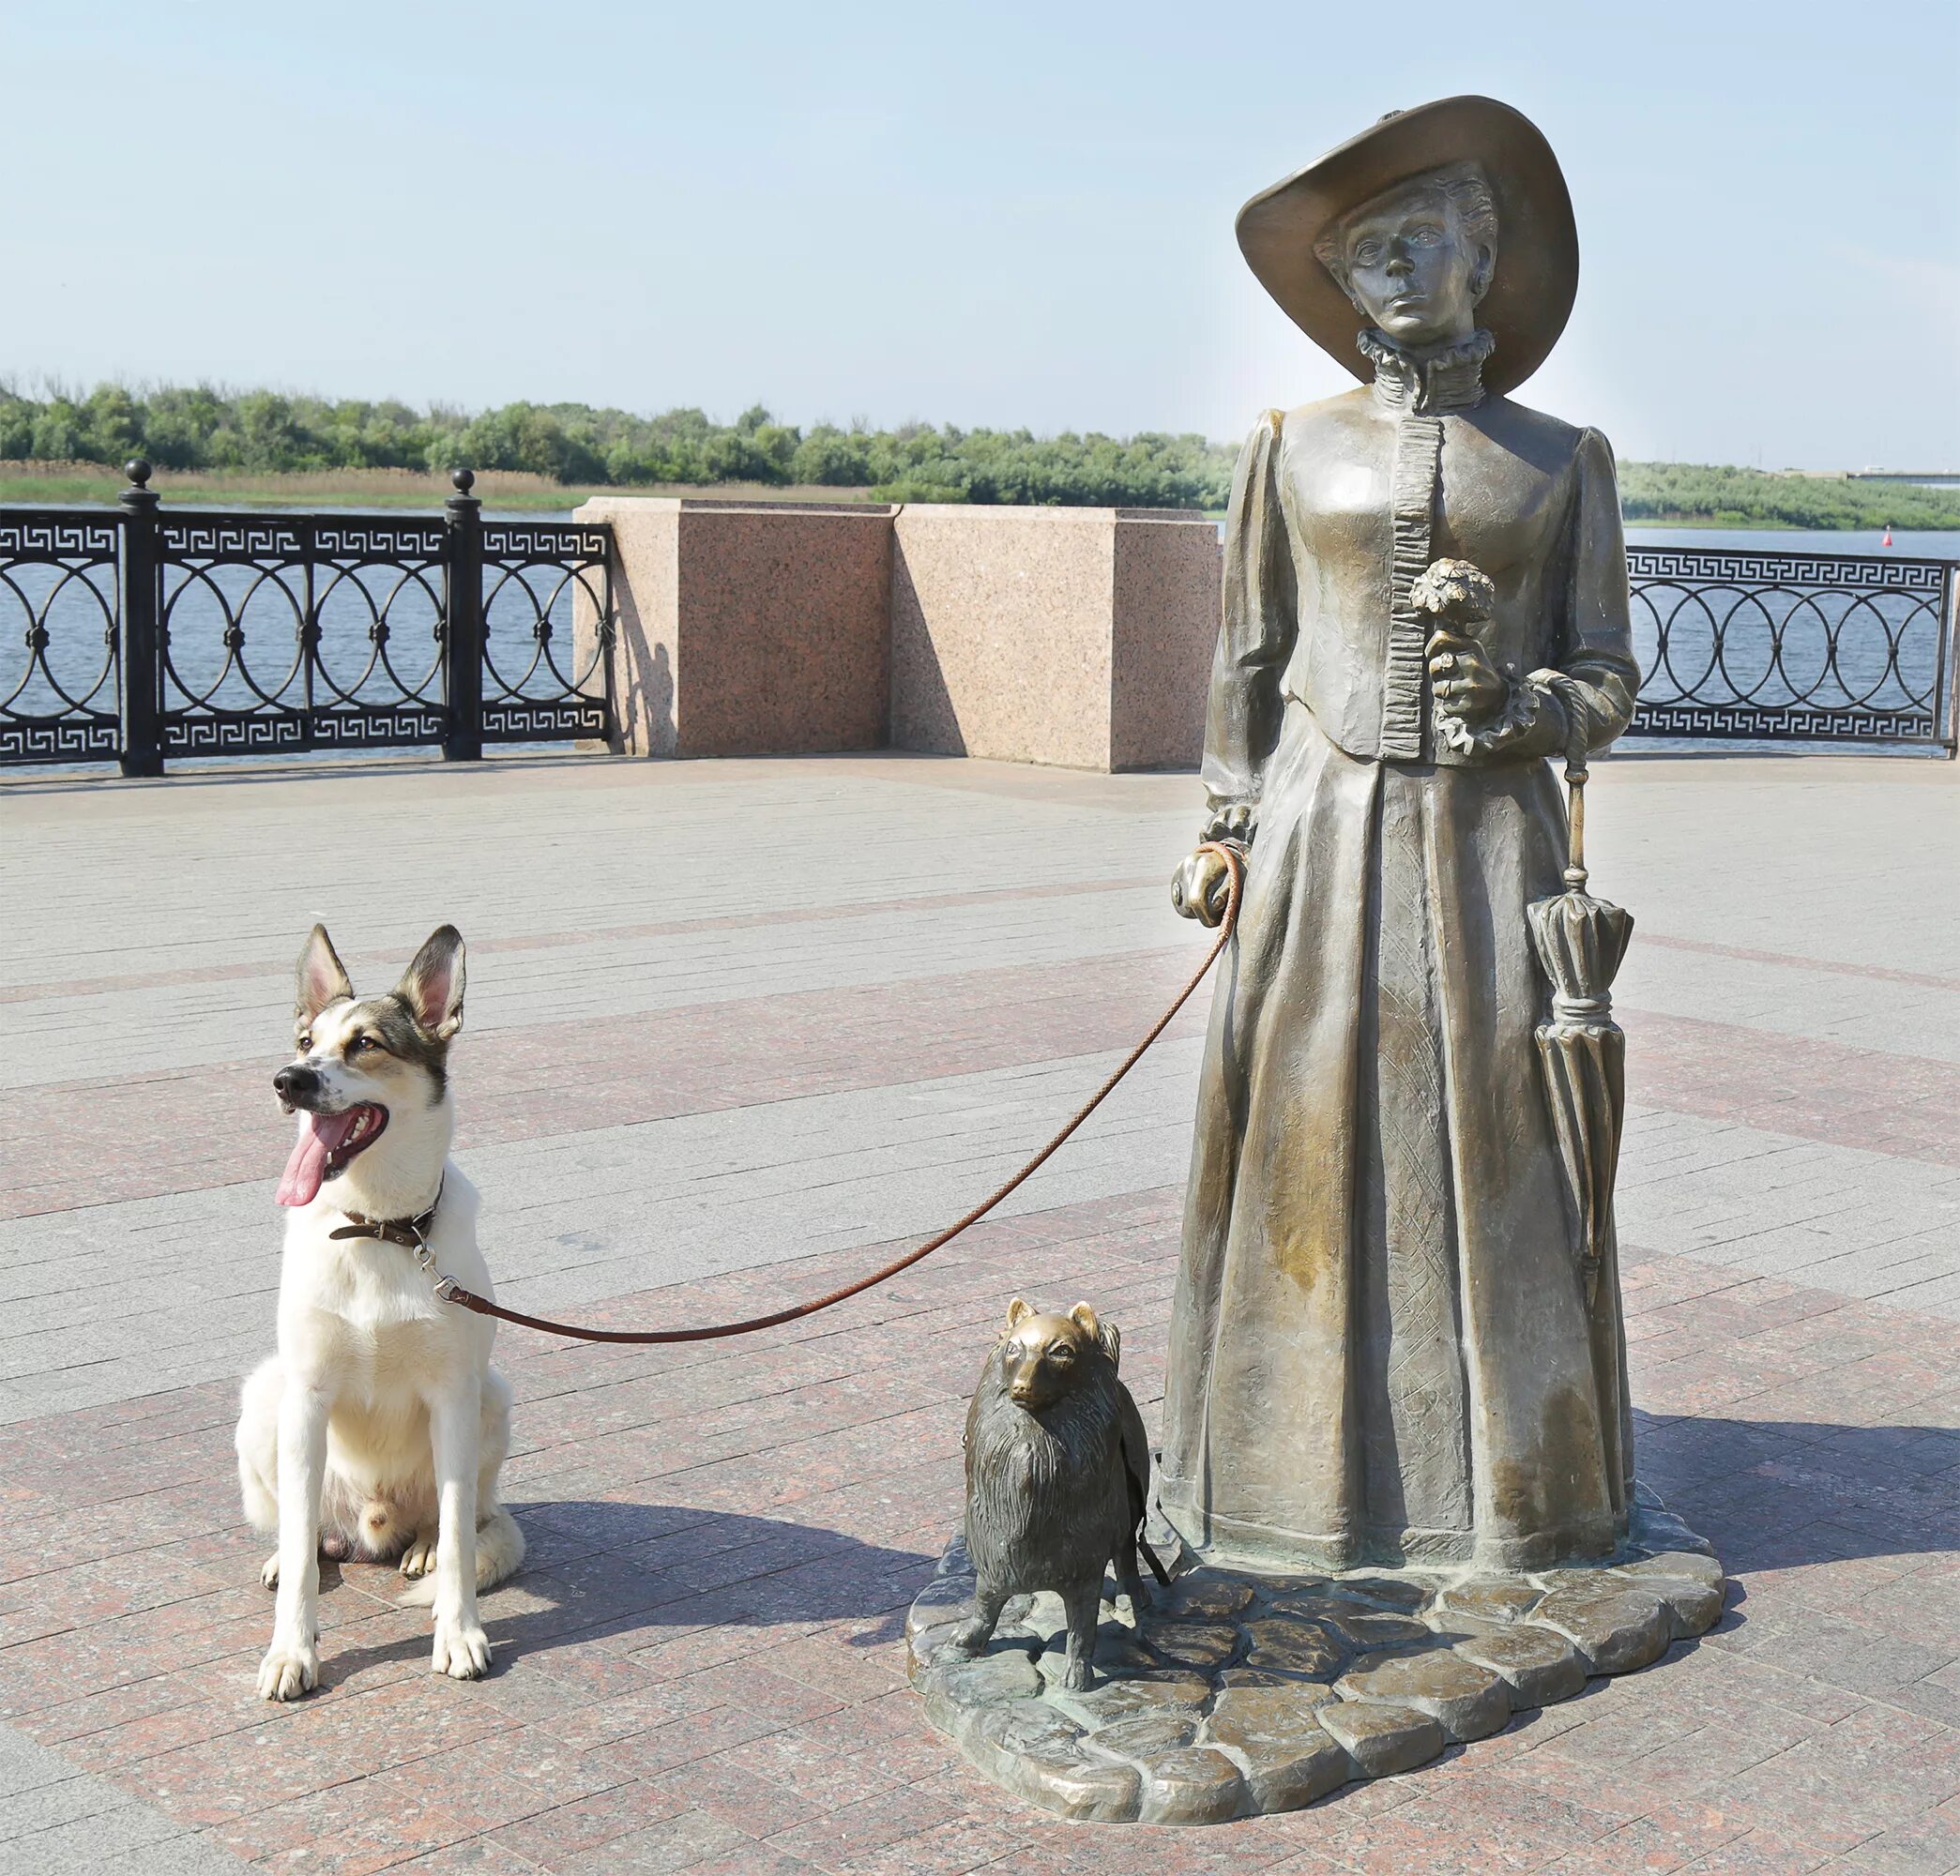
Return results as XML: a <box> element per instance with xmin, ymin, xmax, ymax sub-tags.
<box><xmin>276</xmin><ymin>1104</ymin><xmax>389</xmax><ymax>1208</ymax></box>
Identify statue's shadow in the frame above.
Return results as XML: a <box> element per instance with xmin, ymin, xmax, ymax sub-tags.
<box><xmin>1633</xmin><ymin>1408</ymin><xmax>1960</xmax><ymax>1580</ymax></box>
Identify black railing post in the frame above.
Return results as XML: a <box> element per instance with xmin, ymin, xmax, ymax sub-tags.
<box><xmin>116</xmin><ymin>459</ymin><xmax>164</xmax><ymax>777</ymax></box>
<box><xmin>1942</xmin><ymin>563</ymin><xmax>1958</xmax><ymax>755</ymax></box>
<box><xmin>443</xmin><ymin>467</ymin><xmax>484</xmax><ymax>761</ymax></box>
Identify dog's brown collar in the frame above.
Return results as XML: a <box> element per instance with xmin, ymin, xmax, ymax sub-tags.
<box><xmin>327</xmin><ymin>1178</ymin><xmax>443</xmax><ymax>1253</ymax></box>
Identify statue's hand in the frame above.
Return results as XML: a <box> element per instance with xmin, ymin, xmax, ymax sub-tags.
<box><xmin>1427</xmin><ymin>628</ymin><xmax>1508</xmax><ymax>729</ymax></box>
<box><xmin>1171</xmin><ymin>849</ymin><xmax>1234</xmax><ymax>928</ymax></box>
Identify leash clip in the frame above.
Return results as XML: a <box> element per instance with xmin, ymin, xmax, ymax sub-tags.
<box><xmin>404</xmin><ymin>1222</ymin><xmax>461</xmax><ymax>1303</ymax></box>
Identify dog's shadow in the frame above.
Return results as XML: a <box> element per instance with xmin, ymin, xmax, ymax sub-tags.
<box><xmin>317</xmin><ymin>1499</ymin><xmax>937</xmax><ymax>1687</ymax></box>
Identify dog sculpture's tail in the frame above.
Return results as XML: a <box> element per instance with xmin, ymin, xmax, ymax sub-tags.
<box><xmin>397</xmin><ymin>1507</ymin><xmax>526</xmax><ymax>1607</ymax></box>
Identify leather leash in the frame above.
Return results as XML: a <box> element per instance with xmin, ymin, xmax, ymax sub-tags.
<box><xmin>391</xmin><ymin>845</ymin><xmax>1243</xmax><ymax>1345</ymax></box>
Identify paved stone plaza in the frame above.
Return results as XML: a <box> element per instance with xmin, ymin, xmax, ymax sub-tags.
<box><xmin>2</xmin><ymin>747</ymin><xmax>1957</xmax><ymax>1874</ymax></box>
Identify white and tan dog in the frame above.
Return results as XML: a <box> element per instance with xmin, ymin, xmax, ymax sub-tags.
<box><xmin>236</xmin><ymin>923</ymin><xmax>524</xmax><ymax>1701</ymax></box>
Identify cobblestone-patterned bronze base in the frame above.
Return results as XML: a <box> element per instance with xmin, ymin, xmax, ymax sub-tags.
<box><xmin>906</xmin><ymin>1486</ymin><xmax>1724</xmax><ymax>1824</ymax></box>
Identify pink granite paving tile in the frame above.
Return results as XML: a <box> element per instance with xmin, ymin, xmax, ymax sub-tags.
<box><xmin>530</xmin><ymin>1689</ymin><xmax>719</xmax><ymax>1755</ymax></box>
<box><xmin>684</xmin><ymin>1853</ymin><xmax>828</xmax><ymax>1876</ymax></box>
<box><xmin>46</xmin><ymin>1679</ymin><xmax>278</xmax><ymax>1775</ymax></box>
<box><xmin>487</xmin><ymin>1782</ymin><xmax>690</xmax><ymax>1868</ymax></box>
<box><xmin>377</xmin><ymin>1726</ymin><xmax>629</xmax><ymax>1836</ymax></box>
<box><xmin>1177</xmin><ymin>1808</ymin><xmax>1409</xmax><ymax>1876</ymax></box>
<box><xmin>3</xmin><ymin>946</ymin><xmax>1209</xmax><ymax>1217</ymax></box>
<box><xmin>1497</xmin><ymin>1745</ymin><xmax>1688</xmax><ymax>1825</ymax></box>
<box><xmin>757</xmin><ymin>1635</ymin><xmax>907</xmax><ymax>1705</ymax></box>
<box><xmin>494</xmin><ymin>1647</ymin><xmax>728</xmax><ymax>1750</ymax></box>
<box><xmin>1669</xmin><ymin>1826</ymin><xmax>1853</xmax><ymax>1873</ymax></box>
<box><xmin>395</xmin><ymin>1838</ymin><xmax>550</xmax><ymax>1874</ymax></box>
<box><xmin>1380</xmin><ymin>1772</ymin><xmax>1627</xmax><ymax>1867</ymax></box>
<box><xmin>0</xmin><ymin>1551</ymin><xmax>238</xmax><ymax>1647</ymax></box>
<box><xmin>1625</xmin><ymin>1722</ymin><xmax>1832</xmax><ymax>1805</ymax></box>
<box><xmin>1710</xmin><ymin>1599</ymin><xmax>1960</xmax><ymax>1702</ymax></box>
<box><xmin>0</xmin><ymin>875</ymin><xmax>1162</xmax><ymax>1006</ymax></box>
<box><xmin>549</xmin><ymin>1805</ymin><xmax>752</xmax><ymax>1872</ymax></box>
<box><xmin>212</xmin><ymin>1763</ymin><xmax>480</xmax><ymax>1874</ymax></box>
<box><xmin>16</xmin><ymin>955</ymin><xmax>1960</xmax><ymax>1223</ymax></box>
<box><xmin>818</xmin><ymin>1811</ymin><xmax>1026</xmax><ymax>1876</ymax></box>
<box><xmin>0</xmin><ymin>1601</ymin><xmax>271</xmax><ymax>1718</ymax></box>
<box><xmin>716</xmin><ymin>1718</ymin><xmax>942</xmax><ymax>1811</ymax></box>
<box><xmin>1258</xmin><ymin>1854</ymin><xmax>1371</xmax><ymax>1876</ymax></box>
<box><xmin>1840</xmin><ymin>1801</ymin><xmax>1960</xmax><ymax>1874</ymax></box>
<box><xmin>616</xmin><ymin>1611</ymin><xmax>818</xmax><ymax>1682</ymax></box>
<box><xmin>1715</xmin><ymin>1705</ymin><xmax>1960</xmax><ymax>1842</ymax></box>
<box><xmin>129</xmin><ymin>1672</ymin><xmax>521</xmax><ymax>1828</ymax></box>
<box><xmin>758</xmin><ymin>1779</ymin><xmax>970</xmax><ymax>1872</ymax></box>
<box><xmin>1517</xmin><ymin>1686</ymin><xmax>1713</xmax><ymax>1772</ymax></box>
<box><xmin>638</xmin><ymin>1749</ymin><xmax>832</xmax><ymax>1838</ymax></box>
<box><xmin>587</xmin><ymin>1699</ymin><xmax>812</xmax><ymax>1782</ymax></box>
<box><xmin>1536</xmin><ymin>1802</ymin><xmax>1756</xmax><ymax>1874</ymax></box>
<box><xmin>1623</xmin><ymin>1008</ymin><xmax>1960</xmax><ymax>1170</ymax></box>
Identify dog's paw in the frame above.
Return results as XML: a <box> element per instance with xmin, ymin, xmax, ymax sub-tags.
<box><xmin>261</xmin><ymin>1553</ymin><xmax>280</xmax><ymax>1591</ymax></box>
<box><xmin>400</xmin><ymin>1534</ymin><xmax>437</xmax><ymax>1579</ymax></box>
<box><xmin>432</xmin><ymin>1616</ymin><xmax>492</xmax><ymax>1681</ymax></box>
<box><xmin>256</xmin><ymin>1640</ymin><xmax>320</xmax><ymax>1702</ymax></box>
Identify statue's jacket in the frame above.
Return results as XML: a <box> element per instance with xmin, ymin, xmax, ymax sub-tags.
<box><xmin>1160</xmin><ymin>328</ymin><xmax>1644</xmax><ymax>1571</ymax></box>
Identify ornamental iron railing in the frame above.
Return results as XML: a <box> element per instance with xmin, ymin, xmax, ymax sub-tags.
<box><xmin>5</xmin><ymin>492</ymin><xmax>1955</xmax><ymax>767</ymax></box>
<box><xmin>1626</xmin><ymin>545</ymin><xmax>1957</xmax><ymax>751</ymax></box>
<box><xmin>0</xmin><ymin>461</ymin><xmax>615</xmax><ymax>770</ymax></box>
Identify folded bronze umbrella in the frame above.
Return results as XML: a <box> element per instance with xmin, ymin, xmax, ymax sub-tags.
<box><xmin>1527</xmin><ymin>695</ymin><xmax>1633</xmax><ymax>1307</ymax></box>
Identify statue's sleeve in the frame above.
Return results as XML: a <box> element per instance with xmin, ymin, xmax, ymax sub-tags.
<box><xmin>1545</xmin><ymin>426</ymin><xmax>1641</xmax><ymax>749</ymax></box>
<box><xmin>1477</xmin><ymin>425</ymin><xmax>1642</xmax><ymax>764</ymax></box>
<box><xmin>1198</xmin><ymin>411</ymin><xmax>1296</xmax><ymax>845</ymax></box>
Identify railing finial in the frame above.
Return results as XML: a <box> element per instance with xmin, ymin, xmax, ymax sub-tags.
<box><xmin>124</xmin><ymin>458</ymin><xmax>153</xmax><ymax>489</ymax></box>
<box><xmin>450</xmin><ymin>467</ymin><xmax>476</xmax><ymax>495</ymax></box>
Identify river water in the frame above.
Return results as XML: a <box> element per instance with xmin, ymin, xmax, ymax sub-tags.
<box><xmin>1627</xmin><ymin>525</ymin><xmax>1960</xmax><ymax>559</ymax></box>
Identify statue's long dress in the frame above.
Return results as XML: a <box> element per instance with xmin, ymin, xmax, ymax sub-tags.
<box><xmin>1158</xmin><ymin>331</ymin><xmax>1643</xmax><ymax>1572</ymax></box>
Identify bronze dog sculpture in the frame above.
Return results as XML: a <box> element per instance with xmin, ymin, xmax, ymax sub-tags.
<box><xmin>951</xmin><ymin>1298</ymin><xmax>1166</xmax><ymax>1690</ymax></box>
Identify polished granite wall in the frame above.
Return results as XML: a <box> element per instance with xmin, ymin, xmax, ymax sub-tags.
<box><xmin>575</xmin><ymin>498</ymin><xmax>1221</xmax><ymax>770</ymax></box>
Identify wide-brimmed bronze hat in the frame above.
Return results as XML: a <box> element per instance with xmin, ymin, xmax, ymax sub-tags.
<box><xmin>1237</xmin><ymin>95</ymin><xmax>1577</xmax><ymax>397</ymax></box>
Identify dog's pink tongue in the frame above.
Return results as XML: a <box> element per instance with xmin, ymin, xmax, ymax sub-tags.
<box><xmin>277</xmin><ymin>1112</ymin><xmax>356</xmax><ymax>1208</ymax></box>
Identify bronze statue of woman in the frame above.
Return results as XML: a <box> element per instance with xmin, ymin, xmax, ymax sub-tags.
<box><xmin>1162</xmin><ymin>97</ymin><xmax>1641</xmax><ymax>1574</ymax></box>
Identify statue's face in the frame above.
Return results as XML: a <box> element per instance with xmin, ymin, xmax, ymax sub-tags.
<box><xmin>1338</xmin><ymin>181</ymin><xmax>1489</xmax><ymax>346</ymax></box>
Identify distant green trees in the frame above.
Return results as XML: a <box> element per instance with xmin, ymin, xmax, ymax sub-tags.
<box><xmin>0</xmin><ymin>384</ymin><xmax>1237</xmax><ymax>508</ymax></box>
<box><xmin>1617</xmin><ymin>461</ymin><xmax>1960</xmax><ymax>532</ymax></box>
<box><xmin>1</xmin><ymin>382</ymin><xmax>1955</xmax><ymax>526</ymax></box>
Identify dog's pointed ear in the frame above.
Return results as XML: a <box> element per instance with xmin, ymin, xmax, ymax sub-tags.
<box><xmin>1005</xmin><ymin>1296</ymin><xmax>1034</xmax><ymax>1332</ymax></box>
<box><xmin>396</xmin><ymin>926</ymin><xmax>466</xmax><ymax>1040</ymax></box>
<box><xmin>296</xmin><ymin>925</ymin><xmax>354</xmax><ymax>1032</ymax></box>
<box><xmin>1069</xmin><ymin>1301</ymin><xmax>1118</xmax><ymax>1367</ymax></box>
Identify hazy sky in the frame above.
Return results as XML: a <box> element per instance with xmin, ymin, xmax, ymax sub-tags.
<box><xmin>1</xmin><ymin>1</ymin><xmax>1953</xmax><ymax>468</ymax></box>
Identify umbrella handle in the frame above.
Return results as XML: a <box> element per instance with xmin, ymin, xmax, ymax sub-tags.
<box><xmin>1565</xmin><ymin>764</ymin><xmax>1588</xmax><ymax>891</ymax></box>
<box><xmin>1546</xmin><ymin>672</ymin><xmax>1592</xmax><ymax>891</ymax></box>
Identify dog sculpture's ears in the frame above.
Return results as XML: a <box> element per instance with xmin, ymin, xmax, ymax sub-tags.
<box><xmin>1070</xmin><ymin>1301</ymin><xmax>1120</xmax><ymax>1369</ymax></box>
<box><xmin>295</xmin><ymin>925</ymin><xmax>354</xmax><ymax>1034</ymax></box>
<box><xmin>1004</xmin><ymin>1296</ymin><xmax>1035</xmax><ymax>1333</ymax></box>
<box><xmin>396</xmin><ymin>926</ymin><xmax>467</xmax><ymax>1041</ymax></box>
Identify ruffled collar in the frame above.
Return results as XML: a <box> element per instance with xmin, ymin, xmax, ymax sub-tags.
<box><xmin>1357</xmin><ymin>327</ymin><xmax>1495</xmax><ymax>416</ymax></box>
